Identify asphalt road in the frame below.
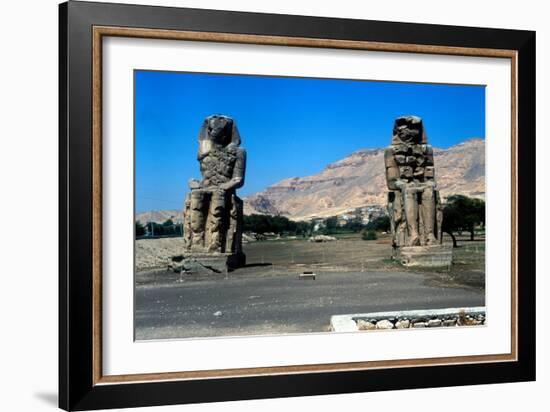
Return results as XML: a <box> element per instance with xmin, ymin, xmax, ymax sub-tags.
<box><xmin>135</xmin><ymin>269</ymin><xmax>484</xmax><ymax>340</ymax></box>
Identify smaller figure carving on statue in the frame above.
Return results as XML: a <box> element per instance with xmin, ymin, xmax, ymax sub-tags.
<box><xmin>182</xmin><ymin>114</ymin><xmax>246</xmax><ymax>271</ymax></box>
<box><xmin>384</xmin><ymin>116</ymin><xmax>444</xmax><ymax>257</ymax></box>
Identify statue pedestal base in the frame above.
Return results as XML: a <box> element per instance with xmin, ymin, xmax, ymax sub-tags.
<box><xmin>394</xmin><ymin>245</ymin><xmax>453</xmax><ymax>268</ymax></box>
<box><xmin>175</xmin><ymin>252</ymin><xmax>246</xmax><ymax>274</ymax></box>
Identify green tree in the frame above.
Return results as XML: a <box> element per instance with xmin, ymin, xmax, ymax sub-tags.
<box><xmin>244</xmin><ymin>214</ymin><xmax>296</xmax><ymax>234</ymax></box>
<box><xmin>442</xmin><ymin>195</ymin><xmax>485</xmax><ymax>247</ymax></box>
<box><xmin>160</xmin><ymin>218</ymin><xmax>179</xmax><ymax>236</ymax></box>
<box><xmin>145</xmin><ymin>221</ymin><xmax>163</xmax><ymax>237</ymax></box>
<box><xmin>244</xmin><ymin>215</ymin><xmax>318</xmax><ymax>237</ymax></box>
<box><xmin>322</xmin><ymin>216</ymin><xmax>338</xmax><ymax>235</ymax></box>
<box><xmin>342</xmin><ymin>217</ymin><xmax>365</xmax><ymax>233</ymax></box>
<box><xmin>295</xmin><ymin>220</ymin><xmax>314</xmax><ymax>237</ymax></box>
<box><xmin>135</xmin><ymin>221</ymin><xmax>146</xmax><ymax>237</ymax></box>
<box><xmin>366</xmin><ymin>215</ymin><xmax>391</xmax><ymax>232</ymax></box>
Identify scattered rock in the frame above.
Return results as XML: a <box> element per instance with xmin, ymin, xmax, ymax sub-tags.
<box><xmin>242</xmin><ymin>233</ymin><xmax>257</xmax><ymax>243</ymax></box>
<box><xmin>412</xmin><ymin>317</ymin><xmax>428</xmax><ymax>324</ymax></box>
<box><xmin>427</xmin><ymin>319</ymin><xmax>442</xmax><ymax>327</ymax></box>
<box><xmin>395</xmin><ymin>319</ymin><xmax>411</xmax><ymax>329</ymax></box>
<box><xmin>458</xmin><ymin>316</ymin><xmax>481</xmax><ymax>326</ymax></box>
<box><xmin>309</xmin><ymin>235</ymin><xmax>337</xmax><ymax>242</ymax></box>
<box><xmin>357</xmin><ymin>320</ymin><xmax>376</xmax><ymax>330</ymax></box>
<box><xmin>376</xmin><ymin>319</ymin><xmax>394</xmax><ymax>330</ymax></box>
<box><xmin>346</xmin><ymin>310</ymin><xmax>485</xmax><ymax>332</ymax></box>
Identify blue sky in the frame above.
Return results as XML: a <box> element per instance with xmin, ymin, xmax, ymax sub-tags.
<box><xmin>135</xmin><ymin>70</ymin><xmax>485</xmax><ymax>213</ymax></box>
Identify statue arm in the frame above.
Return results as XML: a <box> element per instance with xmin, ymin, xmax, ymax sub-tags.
<box><xmin>188</xmin><ymin>146</ymin><xmax>208</xmax><ymax>189</ymax></box>
<box><xmin>197</xmin><ymin>138</ymin><xmax>212</xmax><ymax>161</ymax></box>
<box><xmin>384</xmin><ymin>148</ymin><xmax>402</xmax><ymax>190</ymax></box>
<box><xmin>424</xmin><ymin>145</ymin><xmax>435</xmax><ymax>182</ymax></box>
<box><xmin>220</xmin><ymin>148</ymin><xmax>246</xmax><ymax>191</ymax></box>
<box><xmin>187</xmin><ymin>136</ymin><xmax>213</xmax><ymax>190</ymax></box>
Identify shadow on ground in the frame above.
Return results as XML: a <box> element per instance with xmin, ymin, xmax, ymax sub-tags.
<box><xmin>34</xmin><ymin>392</ymin><xmax>57</xmax><ymax>407</ymax></box>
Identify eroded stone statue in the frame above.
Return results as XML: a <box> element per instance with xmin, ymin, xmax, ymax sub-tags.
<box><xmin>384</xmin><ymin>116</ymin><xmax>451</xmax><ymax>267</ymax></box>
<box><xmin>181</xmin><ymin>114</ymin><xmax>246</xmax><ymax>272</ymax></box>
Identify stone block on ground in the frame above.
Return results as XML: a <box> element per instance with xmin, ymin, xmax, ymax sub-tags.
<box><xmin>376</xmin><ymin>319</ymin><xmax>394</xmax><ymax>330</ymax></box>
<box><xmin>357</xmin><ymin>320</ymin><xmax>376</xmax><ymax>330</ymax></box>
<box><xmin>175</xmin><ymin>252</ymin><xmax>246</xmax><ymax>274</ymax></box>
<box><xmin>396</xmin><ymin>244</ymin><xmax>453</xmax><ymax>268</ymax></box>
<box><xmin>395</xmin><ymin>319</ymin><xmax>411</xmax><ymax>329</ymax></box>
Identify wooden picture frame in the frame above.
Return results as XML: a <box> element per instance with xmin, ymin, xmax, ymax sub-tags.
<box><xmin>59</xmin><ymin>1</ymin><xmax>535</xmax><ymax>410</ymax></box>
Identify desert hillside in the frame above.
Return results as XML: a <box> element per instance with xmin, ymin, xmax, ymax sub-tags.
<box><xmin>244</xmin><ymin>138</ymin><xmax>485</xmax><ymax>220</ymax></box>
<box><xmin>136</xmin><ymin>209</ymin><xmax>183</xmax><ymax>225</ymax></box>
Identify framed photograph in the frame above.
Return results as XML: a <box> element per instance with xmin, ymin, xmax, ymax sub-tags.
<box><xmin>59</xmin><ymin>1</ymin><xmax>535</xmax><ymax>410</ymax></box>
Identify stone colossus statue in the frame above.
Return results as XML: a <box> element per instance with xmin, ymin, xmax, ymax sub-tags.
<box><xmin>182</xmin><ymin>114</ymin><xmax>246</xmax><ymax>269</ymax></box>
<box><xmin>384</xmin><ymin>116</ymin><xmax>443</xmax><ymax>251</ymax></box>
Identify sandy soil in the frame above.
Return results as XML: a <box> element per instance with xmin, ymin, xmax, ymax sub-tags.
<box><xmin>136</xmin><ymin>233</ymin><xmax>485</xmax><ymax>289</ymax></box>
<box><xmin>136</xmin><ymin>237</ymin><xmax>186</xmax><ymax>271</ymax></box>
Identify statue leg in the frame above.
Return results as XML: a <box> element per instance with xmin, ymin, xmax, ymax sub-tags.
<box><xmin>183</xmin><ymin>193</ymin><xmax>192</xmax><ymax>250</ymax></box>
<box><xmin>394</xmin><ymin>194</ymin><xmax>407</xmax><ymax>248</ymax></box>
<box><xmin>388</xmin><ymin>191</ymin><xmax>403</xmax><ymax>249</ymax></box>
<box><xmin>231</xmin><ymin>195</ymin><xmax>244</xmax><ymax>255</ymax></box>
<box><xmin>420</xmin><ymin>187</ymin><xmax>437</xmax><ymax>245</ymax></box>
<box><xmin>387</xmin><ymin>192</ymin><xmax>396</xmax><ymax>248</ymax></box>
<box><xmin>402</xmin><ymin>188</ymin><xmax>420</xmax><ymax>246</ymax></box>
<box><xmin>207</xmin><ymin>191</ymin><xmax>226</xmax><ymax>253</ymax></box>
<box><xmin>225</xmin><ymin>195</ymin><xmax>237</xmax><ymax>253</ymax></box>
<box><xmin>190</xmin><ymin>190</ymin><xmax>208</xmax><ymax>250</ymax></box>
<box><xmin>436</xmin><ymin>191</ymin><xmax>443</xmax><ymax>244</ymax></box>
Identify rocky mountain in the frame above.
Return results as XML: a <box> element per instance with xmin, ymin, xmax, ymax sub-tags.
<box><xmin>136</xmin><ymin>209</ymin><xmax>182</xmax><ymax>225</ymax></box>
<box><xmin>243</xmin><ymin>138</ymin><xmax>485</xmax><ymax>221</ymax></box>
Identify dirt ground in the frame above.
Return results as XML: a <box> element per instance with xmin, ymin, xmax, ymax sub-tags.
<box><xmin>136</xmin><ymin>233</ymin><xmax>485</xmax><ymax>290</ymax></box>
<box><xmin>134</xmin><ymin>233</ymin><xmax>485</xmax><ymax>339</ymax></box>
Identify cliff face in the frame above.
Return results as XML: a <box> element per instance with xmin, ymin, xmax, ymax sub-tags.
<box><xmin>243</xmin><ymin>139</ymin><xmax>485</xmax><ymax>220</ymax></box>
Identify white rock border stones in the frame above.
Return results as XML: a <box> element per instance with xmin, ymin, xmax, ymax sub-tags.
<box><xmin>330</xmin><ymin>307</ymin><xmax>485</xmax><ymax>332</ymax></box>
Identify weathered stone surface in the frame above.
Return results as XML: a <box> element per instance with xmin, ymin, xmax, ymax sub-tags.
<box><xmin>397</xmin><ymin>245</ymin><xmax>453</xmax><ymax>267</ymax></box>
<box><xmin>179</xmin><ymin>253</ymin><xmax>245</xmax><ymax>274</ymax></box>
<box><xmin>427</xmin><ymin>319</ymin><xmax>442</xmax><ymax>327</ymax></box>
<box><xmin>384</xmin><ymin>116</ymin><xmax>452</xmax><ymax>267</ymax></box>
<box><xmin>376</xmin><ymin>319</ymin><xmax>394</xmax><ymax>330</ymax></box>
<box><xmin>309</xmin><ymin>235</ymin><xmax>337</xmax><ymax>242</ymax></box>
<box><xmin>411</xmin><ymin>317</ymin><xmax>428</xmax><ymax>324</ymax></box>
<box><xmin>182</xmin><ymin>115</ymin><xmax>246</xmax><ymax>273</ymax></box>
<box><xmin>332</xmin><ymin>308</ymin><xmax>485</xmax><ymax>332</ymax></box>
<box><xmin>357</xmin><ymin>320</ymin><xmax>376</xmax><ymax>330</ymax></box>
<box><xmin>395</xmin><ymin>319</ymin><xmax>411</xmax><ymax>329</ymax></box>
